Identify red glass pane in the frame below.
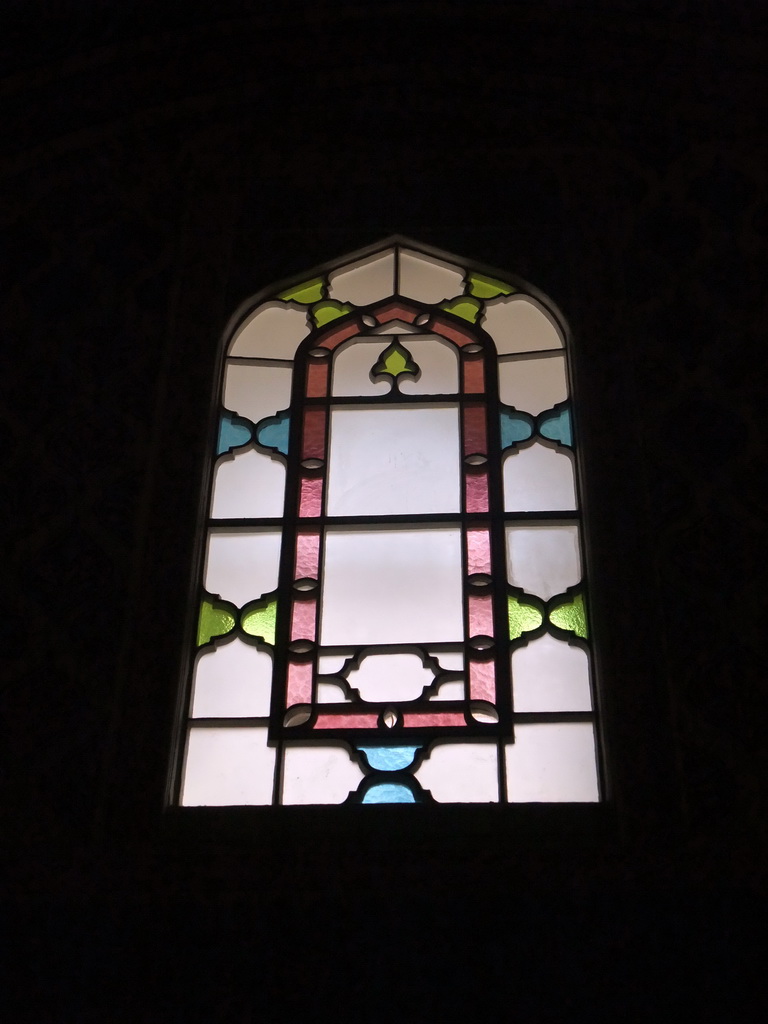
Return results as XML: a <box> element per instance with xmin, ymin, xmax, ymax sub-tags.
<box><xmin>295</xmin><ymin>531</ymin><xmax>321</xmax><ymax>579</ymax></box>
<box><xmin>375</xmin><ymin>301</ymin><xmax>417</xmax><ymax>325</ymax></box>
<box><xmin>290</xmin><ymin>598</ymin><xmax>317</xmax><ymax>642</ymax></box>
<box><xmin>468</xmin><ymin>593</ymin><xmax>494</xmax><ymax>637</ymax></box>
<box><xmin>466</xmin><ymin>526</ymin><xmax>492</xmax><ymax>575</ymax></box>
<box><xmin>286</xmin><ymin>660</ymin><xmax>313</xmax><ymax>706</ymax></box>
<box><xmin>302</xmin><ymin>408</ymin><xmax>327</xmax><ymax>460</ymax></box>
<box><xmin>318</xmin><ymin>321</ymin><xmax>361</xmax><ymax>351</ymax></box>
<box><xmin>465</xmin><ymin>469</ymin><xmax>489</xmax><ymax>513</ymax></box>
<box><xmin>463</xmin><ymin>404</ymin><xmax>487</xmax><ymax>455</ymax></box>
<box><xmin>469</xmin><ymin>658</ymin><xmax>496</xmax><ymax>703</ymax></box>
<box><xmin>401</xmin><ymin>712</ymin><xmax>467</xmax><ymax>727</ymax></box>
<box><xmin>299</xmin><ymin>475</ymin><xmax>323</xmax><ymax>517</ymax></box>
<box><xmin>462</xmin><ymin>356</ymin><xmax>485</xmax><ymax>393</ymax></box>
<box><xmin>314</xmin><ymin>713</ymin><xmax>380</xmax><ymax>729</ymax></box>
<box><xmin>306</xmin><ymin>361</ymin><xmax>329</xmax><ymax>399</ymax></box>
<box><xmin>433</xmin><ymin>319</ymin><xmax>473</xmax><ymax>348</ymax></box>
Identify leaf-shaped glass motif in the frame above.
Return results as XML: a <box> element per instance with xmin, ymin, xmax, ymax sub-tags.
<box><xmin>255</xmin><ymin>409</ymin><xmax>290</xmax><ymax>456</ymax></box>
<box><xmin>507</xmin><ymin>593</ymin><xmax>544</xmax><ymax>640</ymax></box>
<box><xmin>278</xmin><ymin>277</ymin><xmax>326</xmax><ymax>304</ymax></box>
<box><xmin>548</xmin><ymin>591</ymin><xmax>588</xmax><ymax>638</ymax></box>
<box><xmin>439</xmin><ymin>296</ymin><xmax>483</xmax><ymax>322</ymax></box>
<box><xmin>467</xmin><ymin>272</ymin><xmax>517</xmax><ymax>299</ymax></box>
<box><xmin>197</xmin><ymin>597</ymin><xmax>238</xmax><ymax>646</ymax></box>
<box><xmin>538</xmin><ymin>404</ymin><xmax>573</xmax><ymax>448</ymax></box>
<box><xmin>217</xmin><ymin>411</ymin><xmax>253</xmax><ymax>455</ymax></box>
<box><xmin>241</xmin><ymin>595</ymin><xmax>278</xmax><ymax>645</ymax></box>
<box><xmin>370</xmin><ymin>341</ymin><xmax>420</xmax><ymax>385</ymax></box>
<box><xmin>311</xmin><ymin>300</ymin><xmax>354</xmax><ymax>327</ymax></box>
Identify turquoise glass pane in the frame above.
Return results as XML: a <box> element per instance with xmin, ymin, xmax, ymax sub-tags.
<box><xmin>500</xmin><ymin>406</ymin><xmax>534</xmax><ymax>449</ymax></box>
<box><xmin>255</xmin><ymin>410</ymin><xmax>290</xmax><ymax>456</ymax></box>
<box><xmin>538</xmin><ymin>405</ymin><xmax>572</xmax><ymax>447</ymax></box>
<box><xmin>362</xmin><ymin>783</ymin><xmax>418</xmax><ymax>804</ymax></box>
<box><xmin>217</xmin><ymin>412</ymin><xmax>253</xmax><ymax>455</ymax></box>
<box><xmin>358</xmin><ymin>746</ymin><xmax>420</xmax><ymax>771</ymax></box>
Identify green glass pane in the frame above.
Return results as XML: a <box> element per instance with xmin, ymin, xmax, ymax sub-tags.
<box><xmin>371</xmin><ymin>341</ymin><xmax>420</xmax><ymax>380</ymax></box>
<box><xmin>549</xmin><ymin>591</ymin><xmax>588</xmax><ymax>638</ymax></box>
<box><xmin>278</xmin><ymin>277</ymin><xmax>326</xmax><ymax>304</ymax></box>
<box><xmin>507</xmin><ymin>593</ymin><xmax>544</xmax><ymax>640</ymax></box>
<box><xmin>467</xmin><ymin>272</ymin><xmax>516</xmax><ymax>299</ymax></box>
<box><xmin>439</xmin><ymin>296</ymin><xmax>483</xmax><ymax>323</ymax></box>
<box><xmin>197</xmin><ymin>597</ymin><xmax>237</xmax><ymax>647</ymax></box>
<box><xmin>311</xmin><ymin>300</ymin><xmax>354</xmax><ymax>327</ymax></box>
<box><xmin>241</xmin><ymin>596</ymin><xmax>278</xmax><ymax>645</ymax></box>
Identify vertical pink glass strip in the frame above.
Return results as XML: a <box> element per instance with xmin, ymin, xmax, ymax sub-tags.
<box><xmin>314</xmin><ymin>713</ymin><xmax>380</xmax><ymax>729</ymax></box>
<box><xmin>463</xmin><ymin>404</ymin><xmax>487</xmax><ymax>455</ymax></box>
<box><xmin>466</xmin><ymin>526</ymin><xmax>492</xmax><ymax>575</ymax></box>
<box><xmin>298</xmin><ymin>475</ymin><xmax>323</xmax><ymax>517</ymax></box>
<box><xmin>286</xmin><ymin>659</ymin><xmax>313</xmax><ymax>706</ymax></box>
<box><xmin>290</xmin><ymin>598</ymin><xmax>317</xmax><ymax>643</ymax></box>
<box><xmin>462</xmin><ymin>356</ymin><xmax>485</xmax><ymax>394</ymax></box>
<box><xmin>468</xmin><ymin>658</ymin><xmax>496</xmax><ymax>703</ymax></box>
<box><xmin>295</xmin><ymin>531</ymin><xmax>321</xmax><ymax>579</ymax></box>
<box><xmin>465</xmin><ymin>469</ymin><xmax>489</xmax><ymax>513</ymax></box>
<box><xmin>402</xmin><ymin>712</ymin><xmax>467</xmax><ymax>728</ymax></box>
<box><xmin>306</xmin><ymin>361</ymin><xmax>329</xmax><ymax>398</ymax></box>
<box><xmin>302</xmin><ymin>408</ymin><xmax>327</xmax><ymax>460</ymax></box>
<box><xmin>468</xmin><ymin>593</ymin><xmax>494</xmax><ymax>637</ymax></box>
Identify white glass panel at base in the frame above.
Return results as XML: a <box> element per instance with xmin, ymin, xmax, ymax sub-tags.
<box><xmin>398</xmin><ymin>249</ymin><xmax>465</xmax><ymax>303</ymax></box>
<box><xmin>505</xmin><ymin>524</ymin><xmax>581</xmax><ymax>600</ymax></box>
<box><xmin>498</xmin><ymin>354</ymin><xmax>568</xmax><ymax>414</ymax></box>
<box><xmin>512</xmin><ymin>635</ymin><xmax>592</xmax><ymax>712</ymax></box>
<box><xmin>281</xmin><ymin>745</ymin><xmax>364</xmax><ymax>804</ymax></box>
<box><xmin>398</xmin><ymin>337</ymin><xmax>459</xmax><ymax>395</ymax></box>
<box><xmin>228</xmin><ymin>302</ymin><xmax>308</xmax><ymax>359</ymax></box>
<box><xmin>181</xmin><ymin>727</ymin><xmax>275</xmax><ymax>805</ymax></box>
<box><xmin>328</xmin><ymin>249</ymin><xmax>396</xmax><ymax>305</ymax></box>
<box><xmin>346</xmin><ymin>652</ymin><xmax>435</xmax><ymax>702</ymax></box>
<box><xmin>332</xmin><ymin>340</ymin><xmax>392</xmax><ymax>397</ymax></box>
<box><xmin>320</xmin><ymin>527</ymin><xmax>464</xmax><ymax>646</ymax></box>
<box><xmin>205</xmin><ymin>530</ymin><xmax>282</xmax><ymax>606</ymax></box>
<box><xmin>327</xmin><ymin>405</ymin><xmax>460</xmax><ymax>515</ymax></box>
<box><xmin>503</xmin><ymin>443</ymin><xmax>576</xmax><ymax>512</ymax></box>
<box><xmin>223</xmin><ymin>362</ymin><xmax>293</xmax><ymax>422</ymax></box>
<box><xmin>482</xmin><ymin>296</ymin><xmax>563</xmax><ymax>354</ymax></box>
<box><xmin>210</xmin><ymin>450</ymin><xmax>285</xmax><ymax>519</ymax></box>
<box><xmin>191</xmin><ymin>638</ymin><xmax>273</xmax><ymax>718</ymax></box>
<box><xmin>415</xmin><ymin>742</ymin><xmax>499</xmax><ymax>803</ymax></box>
<box><xmin>505</xmin><ymin>723</ymin><xmax>599</xmax><ymax>801</ymax></box>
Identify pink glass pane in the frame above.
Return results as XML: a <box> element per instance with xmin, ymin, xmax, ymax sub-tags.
<box><xmin>402</xmin><ymin>712</ymin><xmax>467</xmax><ymax>727</ymax></box>
<box><xmin>302</xmin><ymin>408</ymin><xmax>327</xmax><ymax>460</ymax></box>
<box><xmin>468</xmin><ymin>593</ymin><xmax>494</xmax><ymax>637</ymax></box>
<box><xmin>465</xmin><ymin>469</ymin><xmax>489</xmax><ymax>513</ymax></box>
<box><xmin>466</xmin><ymin>526</ymin><xmax>492</xmax><ymax>575</ymax></box>
<box><xmin>306</xmin><ymin>361</ymin><xmax>329</xmax><ymax>399</ymax></box>
<box><xmin>433</xmin><ymin>319</ymin><xmax>473</xmax><ymax>348</ymax></box>
<box><xmin>290</xmin><ymin>598</ymin><xmax>317</xmax><ymax>642</ymax></box>
<box><xmin>299</xmin><ymin>475</ymin><xmax>324</xmax><ymax>517</ymax></box>
<box><xmin>469</xmin><ymin>658</ymin><xmax>496</xmax><ymax>703</ymax></box>
<box><xmin>375</xmin><ymin>301</ymin><xmax>417</xmax><ymax>325</ymax></box>
<box><xmin>318</xmin><ymin>321</ymin><xmax>361</xmax><ymax>352</ymax></box>
<box><xmin>462</xmin><ymin>356</ymin><xmax>485</xmax><ymax>394</ymax></box>
<box><xmin>314</xmin><ymin>713</ymin><xmax>380</xmax><ymax>729</ymax></box>
<box><xmin>295</xmin><ymin>531</ymin><xmax>321</xmax><ymax>579</ymax></box>
<box><xmin>463</xmin><ymin>404</ymin><xmax>487</xmax><ymax>455</ymax></box>
<box><xmin>286</xmin><ymin>660</ymin><xmax>313</xmax><ymax>706</ymax></box>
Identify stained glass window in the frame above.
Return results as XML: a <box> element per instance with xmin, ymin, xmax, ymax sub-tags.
<box><xmin>173</xmin><ymin>239</ymin><xmax>602</xmax><ymax>806</ymax></box>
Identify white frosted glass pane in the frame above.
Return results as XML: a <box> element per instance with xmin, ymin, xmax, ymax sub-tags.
<box><xmin>327</xmin><ymin>406</ymin><xmax>460</xmax><ymax>515</ymax></box>
<box><xmin>347</xmin><ymin>653</ymin><xmax>435</xmax><ymax>702</ymax></box>
<box><xmin>228</xmin><ymin>302</ymin><xmax>308</xmax><ymax>359</ymax></box>
<box><xmin>498</xmin><ymin>354</ymin><xmax>568</xmax><ymax>413</ymax></box>
<box><xmin>332</xmin><ymin>340</ymin><xmax>392</xmax><ymax>396</ymax></box>
<box><xmin>328</xmin><ymin>249</ymin><xmax>395</xmax><ymax>304</ymax></box>
<box><xmin>281</xmin><ymin>744</ymin><xmax>363</xmax><ymax>804</ymax></box>
<box><xmin>205</xmin><ymin>530</ymin><xmax>282</xmax><ymax>605</ymax></box>
<box><xmin>316</xmin><ymin>654</ymin><xmax>349</xmax><ymax>675</ymax></box>
<box><xmin>430</xmin><ymin>679</ymin><xmax>465</xmax><ymax>701</ymax></box>
<box><xmin>211</xmin><ymin>449</ymin><xmax>285</xmax><ymax>519</ymax></box>
<box><xmin>369</xmin><ymin>320</ymin><xmax>419</xmax><ymax>334</ymax></box>
<box><xmin>505</xmin><ymin>723</ymin><xmax>599</xmax><ymax>802</ymax></box>
<box><xmin>191</xmin><ymin>638</ymin><xmax>273</xmax><ymax>717</ymax></box>
<box><xmin>398</xmin><ymin>249</ymin><xmax>465</xmax><ymax>303</ymax></box>
<box><xmin>512</xmin><ymin>635</ymin><xmax>592</xmax><ymax>712</ymax></box>
<box><xmin>321</xmin><ymin>528</ymin><xmax>463</xmax><ymax>645</ymax></box>
<box><xmin>316</xmin><ymin>680</ymin><xmax>351</xmax><ymax>703</ymax></box>
<box><xmin>505</xmin><ymin>524</ymin><xmax>581</xmax><ymax>600</ymax></box>
<box><xmin>429</xmin><ymin>651</ymin><xmax>465</xmax><ymax>671</ymax></box>
<box><xmin>503</xmin><ymin>443</ymin><xmax>576</xmax><ymax>512</ymax></box>
<box><xmin>181</xmin><ymin>727</ymin><xmax>275</xmax><ymax>805</ymax></box>
<box><xmin>415</xmin><ymin>742</ymin><xmax>499</xmax><ymax>803</ymax></box>
<box><xmin>398</xmin><ymin>337</ymin><xmax>459</xmax><ymax>395</ymax></box>
<box><xmin>482</xmin><ymin>296</ymin><xmax>563</xmax><ymax>354</ymax></box>
<box><xmin>223</xmin><ymin>362</ymin><xmax>293</xmax><ymax>422</ymax></box>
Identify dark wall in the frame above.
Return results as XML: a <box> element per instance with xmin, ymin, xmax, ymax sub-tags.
<box><xmin>5</xmin><ymin>2</ymin><xmax>766</xmax><ymax>1019</ymax></box>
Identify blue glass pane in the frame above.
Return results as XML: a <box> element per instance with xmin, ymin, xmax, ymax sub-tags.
<box><xmin>358</xmin><ymin>746</ymin><xmax>420</xmax><ymax>771</ymax></box>
<box><xmin>217</xmin><ymin>411</ymin><xmax>253</xmax><ymax>455</ymax></box>
<box><xmin>500</xmin><ymin>406</ymin><xmax>534</xmax><ymax>450</ymax></box>
<box><xmin>538</xmin><ymin>405</ymin><xmax>572</xmax><ymax>447</ymax></box>
<box><xmin>255</xmin><ymin>409</ymin><xmax>290</xmax><ymax>456</ymax></box>
<box><xmin>362</xmin><ymin>782</ymin><xmax>418</xmax><ymax>804</ymax></box>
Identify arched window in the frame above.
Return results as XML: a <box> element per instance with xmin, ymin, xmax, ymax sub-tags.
<box><xmin>173</xmin><ymin>238</ymin><xmax>602</xmax><ymax>806</ymax></box>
